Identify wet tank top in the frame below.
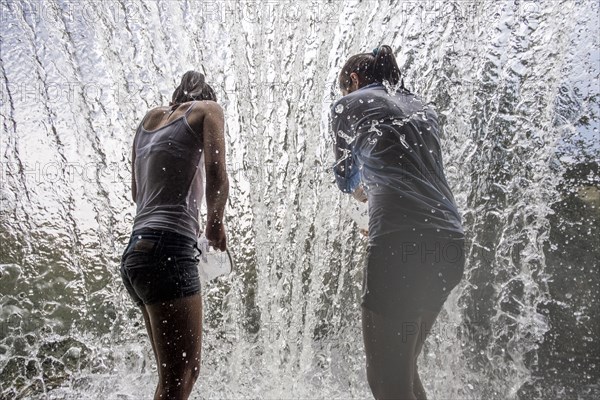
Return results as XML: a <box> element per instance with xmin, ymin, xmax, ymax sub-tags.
<box><xmin>132</xmin><ymin>102</ymin><xmax>205</xmax><ymax>240</ymax></box>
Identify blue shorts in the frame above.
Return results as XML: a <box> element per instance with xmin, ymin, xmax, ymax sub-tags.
<box><xmin>120</xmin><ymin>229</ymin><xmax>201</xmax><ymax>306</ymax></box>
<box><xmin>362</xmin><ymin>231</ymin><xmax>465</xmax><ymax>316</ymax></box>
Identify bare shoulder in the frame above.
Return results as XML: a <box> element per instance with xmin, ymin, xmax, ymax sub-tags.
<box><xmin>186</xmin><ymin>101</ymin><xmax>224</xmax><ymax>133</ymax></box>
<box><xmin>196</xmin><ymin>101</ymin><xmax>223</xmax><ymax>119</ymax></box>
<box><xmin>140</xmin><ymin>106</ymin><xmax>170</xmax><ymax>126</ymax></box>
<box><xmin>146</xmin><ymin>106</ymin><xmax>170</xmax><ymax>117</ymax></box>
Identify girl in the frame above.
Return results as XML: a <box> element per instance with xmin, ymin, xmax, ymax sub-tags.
<box><xmin>121</xmin><ymin>71</ymin><xmax>229</xmax><ymax>400</ymax></box>
<box><xmin>331</xmin><ymin>46</ymin><xmax>465</xmax><ymax>400</ymax></box>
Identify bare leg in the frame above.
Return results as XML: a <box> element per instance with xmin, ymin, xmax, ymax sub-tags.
<box><xmin>145</xmin><ymin>293</ymin><xmax>203</xmax><ymax>400</ymax></box>
<box><xmin>140</xmin><ymin>305</ymin><xmax>161</xmax><ymax>399</ymax></box>
<box><xmin>140</xmin><ymin>305</ymin><xmax>158</xmax><ymax>361</ymax></box>
<box><xmin>362</xmin><ymin>307</ymin><xmax>421</xmax><ymax>400</ymax></box>
<box><xmin>411</xmin><ymin>310</ymin><xmax>440</xmax><ymax>400</ymax></box>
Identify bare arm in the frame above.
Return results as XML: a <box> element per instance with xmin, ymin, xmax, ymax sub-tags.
<box><xmin>131</xmin><ymin>145</ymin><xmax>137</xmax><ymax>203</ymax></box>
<box><xmin>131</xmin><ymin>111</ymin><xmax>153</xmax><ymax>204</ymax></box>
<box><xmin>203</xmin><ymin>102</ymin><xmax>229</xmax><ymax>251</ymax></box>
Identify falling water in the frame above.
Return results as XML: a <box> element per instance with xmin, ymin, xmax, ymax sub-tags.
<box><xmin>1</xmin><ymin>1</ymin><xmax>598</xmax><ymax>399</ymax></box>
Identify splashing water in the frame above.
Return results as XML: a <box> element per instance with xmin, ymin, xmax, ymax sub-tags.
<box><xmin>382</xmin><ymin>79</ymin><xmax>403</xmax><ymax>97</ymax></box>
<box><xmin>1</xmin><ymin>1</ymin><xmax>599</xmax><ymax>399</ymax></box>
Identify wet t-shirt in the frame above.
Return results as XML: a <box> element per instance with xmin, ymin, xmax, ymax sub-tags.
<box><xmin>331</xmin><ymin>83</ymin><xmax>464</xmax><ymax>240</ymax></box>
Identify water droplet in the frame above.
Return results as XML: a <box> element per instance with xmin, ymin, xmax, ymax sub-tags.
<box><xmin>565</xmin><ymin>293</ymin><xmax>572</xmax><ymax>299</ymax></box>
<box><xmin>335</xmin><ymin>104</ymin><xmax>344</xmax><ymax>114</ymax></box>
<box><xmin>182</xmin><ymin>352</ymin><xmax>187</xmax><ymax>357</ymax></box>
<box><xmin>162</xmin><ymin>167</ymin><xmax>166</xmax><ymax>171</ymax></box>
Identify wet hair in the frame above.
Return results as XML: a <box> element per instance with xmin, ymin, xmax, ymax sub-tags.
<box><xmin>338</xmin><ymin>45</ymin><xmax>402</xmax><ymax>92</ymax></box>
<box><xmin>171</xmin><ymin>70</ymin><xmax>217</xmax><ymax>105</ymax></box>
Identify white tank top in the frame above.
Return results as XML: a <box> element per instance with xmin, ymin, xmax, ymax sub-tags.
<box><xmin>132</xmin><ymin>102</ymin><xmax>205</xmax><ymax>239</ymax></box>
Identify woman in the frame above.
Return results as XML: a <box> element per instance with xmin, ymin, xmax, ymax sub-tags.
<box><xmin>121</xmin><ymin>71</ymin><xmax>229</xmax><ymax>400</ymax></box>
<box><xmin>331</xmin><ymin>46</ymin><xmax>465</xmax><ymax>400</ymax></box>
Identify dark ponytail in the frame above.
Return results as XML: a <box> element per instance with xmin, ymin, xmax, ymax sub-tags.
<box><xmin>171</xmin><ymin>70</ymin><xmax>217</xmax><ymax>106</ymax></box>
<box><xmin>371</xmin><ymin>45</ymin><xmax>401</xmax><ymax>87</ymax></box>
<box><xmin>338</xmin><ymin>44</ymin><xmax>402</xmax><ymax>91</ymax></box>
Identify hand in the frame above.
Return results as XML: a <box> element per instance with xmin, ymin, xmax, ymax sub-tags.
<box><xmin>352</xmin><ymin>185</ymin><xmax>368</xmax><ymax>203</ymax></box>
<box><xmin>205</xmin><ymin>221</ymin><xmax>227</xmax><ymax>251</ymax></box>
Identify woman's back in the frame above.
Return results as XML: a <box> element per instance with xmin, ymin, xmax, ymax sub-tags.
<box><xmin>132</xmin><ymin>101</ymin><xmax>205</xmax><ymax>240</ymax></box>
<box><xmin>332</xmin><ymin>83</ymin><xmax>463</xmax><ymax>239</ymax></box>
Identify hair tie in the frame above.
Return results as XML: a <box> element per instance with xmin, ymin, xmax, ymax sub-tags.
<box><xmin>372</xmin><ymin>47</ymin><xmax>379</xmax><ymax>57</ymax></box>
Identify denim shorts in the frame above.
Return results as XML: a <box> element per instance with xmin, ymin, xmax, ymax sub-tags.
<box><xmin>362</xmin><ymin>230</ymin><xmax>465</xmax><ymax>316</ymax></box>
<box><xmin>120</xmin><ymin>229</ymin><xmax>201</xmax><ymax>306</ymax></box>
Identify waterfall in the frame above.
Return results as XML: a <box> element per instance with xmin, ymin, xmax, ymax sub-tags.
<box><xmin>1</xmin><ymin>1</ymin><xmax>598</xmax><ymax>399</ymax></box>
